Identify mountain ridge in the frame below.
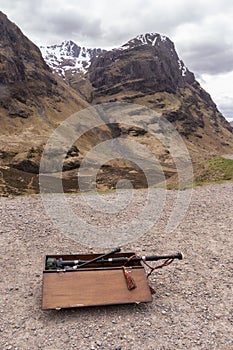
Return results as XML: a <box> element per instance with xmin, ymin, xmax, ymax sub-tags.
<box><xmin>40</xmin><ymin>40</ymin><xmax>106</xmax><ymax>77</ymax></box>
<box><xmin>39</xmin><ymin>33</ymin><xmax>190</xmax><ymax>80</ymax></box>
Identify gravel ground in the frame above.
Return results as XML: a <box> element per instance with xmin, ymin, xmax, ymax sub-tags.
<box><xmin>0</xmin><ymin>182</ymin><xmax>232</xmax><ymax>350</ymax></box>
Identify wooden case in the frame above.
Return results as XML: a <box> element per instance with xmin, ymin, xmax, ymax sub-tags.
<box><xmin>42</xmin><ymin>252</ymin><xmax>153</xmax><ymax>310</ymax></box>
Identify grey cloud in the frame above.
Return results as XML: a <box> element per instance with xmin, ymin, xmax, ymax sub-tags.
<box><xmin>98</xmin><ymin>2</ymin><xmax>207</xmax><ymax>48</ymax></box>
<box><xmin>47</xmin><ymin>10</ymin><xmax>102</xmax><ymax>39</ymax></box>
<box><xmin>217</xmin><ymin>96</ymin><xmax>233</xmax><ymax>119</ymax></box>
<box><xmin>218</xmin><ymin>104</ymin><xmax>233</xmax><ymax>120</ymax></box>
<box><xmin>181</xmin><ymin>43</ymin><xmax>233</xmax><ymax>75</ymax></box>
<box><xmin>1</xmin><ymin>0</ymin><xmax>103</xmax><ymax>45</ymax></box>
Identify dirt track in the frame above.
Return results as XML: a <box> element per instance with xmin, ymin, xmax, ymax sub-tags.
<box><xmin>0</xmin><ymin>182</ymin><xmax>232</xmax><ymax>350</ymax></box>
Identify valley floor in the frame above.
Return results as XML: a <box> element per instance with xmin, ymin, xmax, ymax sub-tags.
<box><xmin>0</xmin><ymin>183</ymin><xmax>232</xmax><ymax>350</ymax></box>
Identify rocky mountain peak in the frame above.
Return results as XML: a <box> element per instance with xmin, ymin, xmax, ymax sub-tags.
<box><xmin>88</xmin><ymin>32</ymin><xmax>195</xmax><ymax>100</ymax></box>
<box><xmin>40</xmin><ymin>40</ymin><xmax>105</xmax><ymax>76</ymax></box>
<box><xmin>120</xmin><ymin>33</ymin><xmax>189</xmax><ymax>78</ymax></box>
<box><xmin>40</xmin><ymin>33</ymin><xmax>191</xmax><ymax>83</ymax></box>
<box><xmin>120</xmin><ymin>32</ymin><xmax>169</xmax><ymax>49</ymax></box>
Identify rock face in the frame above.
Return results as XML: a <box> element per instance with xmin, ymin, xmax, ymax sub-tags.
<box><xmin>85</xmin><ymin>33</ymin><xmax>233</xmax><ymax>159</ymax></box>
<box><xmin>89</xmin><ymin>33</ymin><xmax>195</xmax><ymax>97</ymax></box>
<box><xmin>0</xmin><ymin>13</ymin><xmax>89</xmax><ymax>144</ymax></box>
<box><xmin>0</xmin><ymin>12</ymin><xmax>89</xmax><ymax>121</ymax></box>
<box><xmin>0</xmin><ymin>11</ymin><xmax>60</xmax><ymax>118</ymax></box>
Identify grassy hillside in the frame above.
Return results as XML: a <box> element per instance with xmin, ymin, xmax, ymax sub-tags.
<box><xmin>194</xmin><ymin>157</ymin><xmax>233</xmax><ymax>185</ymax></box>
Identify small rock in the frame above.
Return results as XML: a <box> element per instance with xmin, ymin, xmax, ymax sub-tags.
<box><xmin>214</xmin><ymin>313</ymin><xmax>222</xmax><ymax>319</ymax></box>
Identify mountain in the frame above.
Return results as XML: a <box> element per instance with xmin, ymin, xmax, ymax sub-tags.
<box><xmin>89</xmin><ymin>33</ymin><xmax>194</xmax><ymax>96</ymax></box>
<box><xmin>41</xmin><ymin>33</ymin><xmax>233</xmax><ymax>161</ymax></box>
<box><xmin>88</xmin><ymin>33</ymin><xmax>195</xmax><ymax>104</ymax></box>
<box><xmin>39</xmin><ymin>40</ymin><xmax>106</xmax><ymax>101</ymax></box>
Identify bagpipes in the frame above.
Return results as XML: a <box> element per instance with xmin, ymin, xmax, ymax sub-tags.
<box><xmin>46</xmin><ymin>247</ymin><xmax>183</xmax><ymax>291</ymax></box>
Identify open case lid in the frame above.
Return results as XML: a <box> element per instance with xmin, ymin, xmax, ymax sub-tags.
<box><xmin>42</xmin><ymin>252</ymin><xmax>153</xmax><ymax>310</ymax></box>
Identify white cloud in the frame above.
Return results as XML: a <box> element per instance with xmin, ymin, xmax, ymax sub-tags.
<box><xmin>198</xmin><ymin>72</ymin><xmax>233</xmax><ymax>120</ymax></box>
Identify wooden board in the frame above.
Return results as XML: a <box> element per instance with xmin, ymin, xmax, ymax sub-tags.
<box><xmin>42</xmin><ymin>267</ymin><xmax>152</xmax><ymax>309</ymax></box>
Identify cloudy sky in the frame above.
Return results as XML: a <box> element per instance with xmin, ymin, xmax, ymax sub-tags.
<box><xmin>1</xmin><ymin>0</ymin><xmax>233</xmax><ymax>121</ymax></box>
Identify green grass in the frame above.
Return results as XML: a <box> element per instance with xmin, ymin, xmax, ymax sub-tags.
<box><xmin>195</xmin><ymin>156</ymin><xmax>233</xmax><ymax>185</ymax></box>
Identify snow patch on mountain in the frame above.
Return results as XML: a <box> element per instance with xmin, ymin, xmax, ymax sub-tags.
<box><xmin>119</xmin><ymin>33</ymin><xmax>168</xmax><ymax>50</ymax></box>
<box><xmin>178</xmin><ymin>59</ymin><xmax>187</xmax><ymax>77</ymax></box>
<box><xmin>40</xmin><ymin>40</ymin><xmax>105</xmax><ymax>77</ymax></box>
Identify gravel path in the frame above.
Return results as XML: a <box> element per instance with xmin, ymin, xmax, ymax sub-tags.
<box><xmin>0</xmin><ymin>183</ymin><xmax>232</xmax><ymax>350</ymax></box>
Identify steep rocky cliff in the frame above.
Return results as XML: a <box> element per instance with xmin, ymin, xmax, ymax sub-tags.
<box><xmin>0</xmin><ymin>11</ymin><xmax>88</xmax><ymax>123</ymax></box>
<box><xmin>0</xmin><ymin>12</ymin><xmax>91</xmax><ymax>195</ymax></box>
<box><xmin>89</xmin><ymin>33</ymin><xmax>194</xmax><ymax>97</ymax></box>
<box><xmin>0</xmin><ymin>11</ymin><xmax>57</xmax><ymax>118</ymax></box>
<box><xmin>85</xmin><ymin>33</ymin><xmax>233</xmax><ymax>160</ymax></box>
